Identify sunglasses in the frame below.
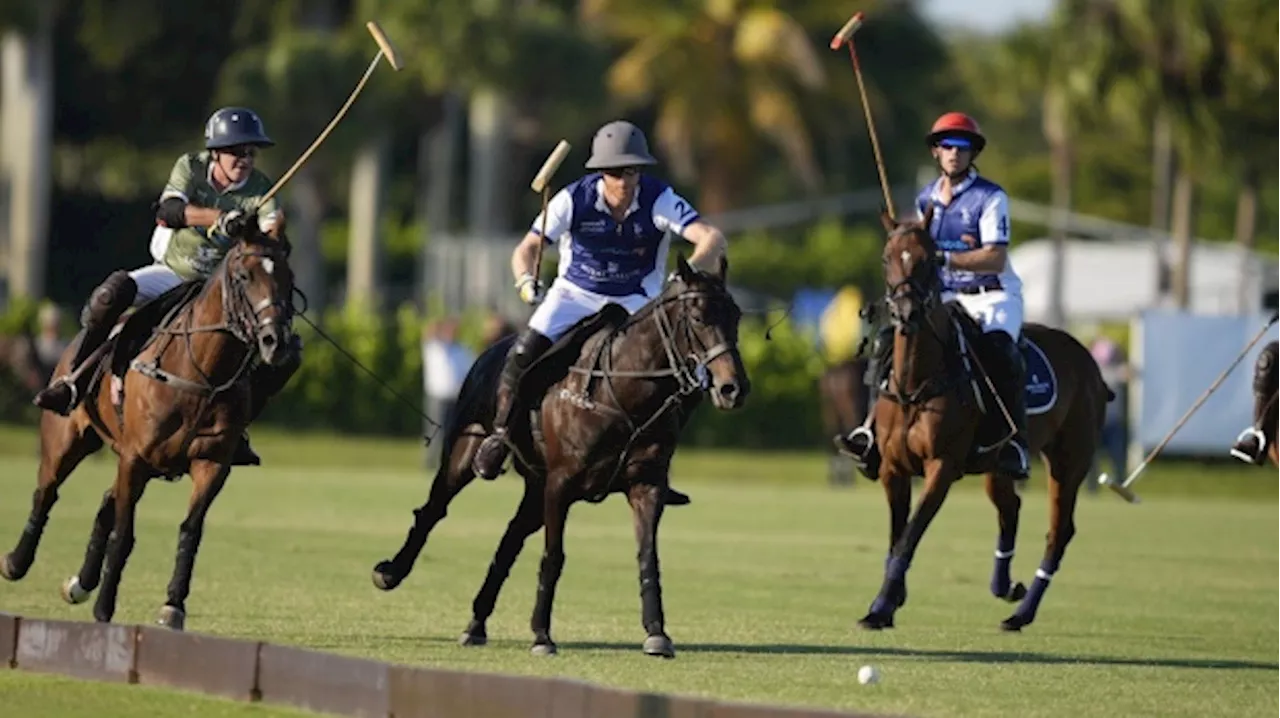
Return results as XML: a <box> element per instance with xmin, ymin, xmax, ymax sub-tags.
<box><xmin>222</xmin><ymin>146</ymin><xmax>258</xmax><ymax>159</ymax></box>
<box><xmin>602</xmin><ymin>167</ymin><xmax>640</xmax><ymax>178</ymax></box>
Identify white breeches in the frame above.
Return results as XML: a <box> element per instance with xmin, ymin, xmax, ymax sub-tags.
<box><xmin>528</xmin><ymin>278</ymin><xmax>650</xmax><ymax>341</ymax></box>
<box><xmin>950</xmin><ymin>288</ymin><xmax>1023</xmax><ymax>340</ymax></box>
<box><xmin>128</xmin><ymin>264</ymin><xmax>185</xmax><ymax>306</ymax></box>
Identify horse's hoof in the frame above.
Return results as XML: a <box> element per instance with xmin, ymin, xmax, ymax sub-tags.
<box><xmin>371</xmin><ymin>561</ymin><xmax>401</xmax><ymax>591</ymax></box>
<box><xmin>1000</xmin><ymin>614</ymin><xmax>1030</xmax><ymax>632</ymax></box>
<box><xmin>642</xmin><ymin>634</ymin><xmax>676</xmax><ymax>659</ymax></box>
<box><xmin>0</xmin><ymin>553</ymin><xmax>23</xmax><ymax>582</ymax></box>
<box><xmin>530</xmin><ymin>641</ymin><xmax>558</xmax><ymax>657</ymax></box>
<box><xmin>857</xmin><ymin>612</ymin><xmax>895</xmax><ymax>630</ymax></box>
<box><xmin>157</xmin><ymin>605</ymin><xmax>185</xmax><ymax>631</ymax></box>
<box><xmin>61</xmin><ymin>576</ymin><xmax>91</xmax><ymax>605</ymax></box>
<box><xmin>1005</xmin><ymin>582</ymin><xmax>1028</xmax><ymax>603</ymax></box>
<box><xmin>459</xmin><ymin>621</ymin><xmax>487</xmax><ymax>646</ymax></box>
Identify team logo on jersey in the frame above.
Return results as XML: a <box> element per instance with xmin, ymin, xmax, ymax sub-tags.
<box><xmin>579</xmin><ymin>219</ymin><xmax>608</xmax><ymax>233</ymax></box>
<box><xmin>960</xmin><ymin>208</ymin><xmax>972</xmax><ymax>224</ymax></box>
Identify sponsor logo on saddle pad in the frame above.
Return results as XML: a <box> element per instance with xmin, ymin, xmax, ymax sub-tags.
<box><xmin>1023</xmin><ymin>339</ymin><xmax>1057</xmax><ymax>415</ymax></box>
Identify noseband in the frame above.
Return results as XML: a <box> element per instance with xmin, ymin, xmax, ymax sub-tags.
<box><xmin>224</xmin><ymin>246</ymin><xmax>294</xmax><ymax>346</ymax></box>
<box><xmin>652</xmin><ymin>288</ymin><xmax>735</xmax><ymax>395</ymax></box>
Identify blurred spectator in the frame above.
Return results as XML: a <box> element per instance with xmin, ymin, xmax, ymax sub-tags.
<box><xmin>33</xmin><ymin>304</ymin><xmax>69</xmax><ymax>387</ymax></box>
<box><xmin>422</xmin><ymin>316</ymin><xmax>475</xmax><ymax>469</ymax></box>
<box><xmin>1089</xmin><ymin>335</ymin><xmax>1130</xmax><ymax>492</ymax></box>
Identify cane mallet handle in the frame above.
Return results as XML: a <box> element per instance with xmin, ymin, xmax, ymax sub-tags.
<box><xmin>261</xmin><ymin>21</ymin><xmax>403</xmax><ymax>206</ymax></box>
<box><xmin>531</xmin><ymin>140</ymin><xmax>572</xmax><ymax>282</ymax></box>
<box><xmin>829</xmin><ymin>12</ymin><xmax>895</xmax><ymax>219</ymax></box>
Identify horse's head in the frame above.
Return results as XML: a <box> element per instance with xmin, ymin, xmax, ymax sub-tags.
<box><xmin>880</xmin><ymin>207</ymin><xmax>942</xmax><ymax>336</ymax></box>
<box><xmin>660</xmin><ymin>254</ymin><xmax>749</xmax><ymax>410</ymax></box>
<box><xmin>223</xmin><ymin>210</ymin><xmax>296</xmax><ymax>366</ymax></box>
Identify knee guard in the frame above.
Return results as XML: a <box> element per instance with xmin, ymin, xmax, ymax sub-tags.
<box><xmin>1253</xmin><ymin>341</ymin><xmax>1278</xmax><ymax>396</ymax></box>
<box><xmin>81</xmin><ymin>271</ymin><xmax>138</xmax><ymax>330</ymax></box>
<box><xmin>502</xmin><ymin>329</ymin><xmax>553</xmax><ymax>388</ymax></box>
<box><xmin>863</xmin><ymin>325</ymin><xmax>894</xmax><ymax>388</ymax></box>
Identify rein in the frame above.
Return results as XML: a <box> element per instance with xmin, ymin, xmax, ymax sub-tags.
<box><xmin>549</xmin><ymin>282</ymin><xmax>738</xmax><ymax>502</ymax></box>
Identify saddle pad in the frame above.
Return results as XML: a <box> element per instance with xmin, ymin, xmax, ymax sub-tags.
<box><xmin>1023</xmin><ymin>338</ymin><xmax>1057</xmax><ymax>415</ymax></box>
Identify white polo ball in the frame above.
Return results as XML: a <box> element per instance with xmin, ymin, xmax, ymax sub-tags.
<box><xmin>857</xmin><ymin>664</ymin><xmax>880</xmax><ymax>685</ymax></box>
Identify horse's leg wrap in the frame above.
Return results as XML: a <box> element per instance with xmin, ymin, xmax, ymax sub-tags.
<box><xmin>989</xmin><ymin>332</ymin><xmax>1029</xmax><ymax>479</ymax></box>
<box><xmin>473</xmin><ymin>329</ymin><xmax>554</xmax><ymax>480</ymax></box>
<box><xmin>35</xmin><ymin>271</ymin><xmax>137</xmax><ymax>415</ymax></box>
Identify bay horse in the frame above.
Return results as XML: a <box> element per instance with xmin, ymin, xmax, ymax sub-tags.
<box><xmin>0</xmin><ymin>219</ymin><xmax>296</xmax><ymax>631</ymax></box>
<box><xmin>858</xmin><ymin>210</ymin><xmax>1111</xmax><ymax>632</ymax></box>
<box><xmin>372</xmin><ymin>255</ymin><xmax>748</xmax><ymax>658</ymax></box>
<box><xmin>819</xmin><ymin>358</ymin><xmax>868</xmax><ymax>486</ymax></box>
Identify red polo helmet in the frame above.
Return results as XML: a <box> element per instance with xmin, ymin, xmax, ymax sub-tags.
<box><xmin>925</xmin><ymin>112</ymin><xmax>986</xmax><ymax>154</ymax></box>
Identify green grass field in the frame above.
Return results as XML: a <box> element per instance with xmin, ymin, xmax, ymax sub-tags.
<box><xmin>0</xmin><ymin>425</ymin><xmax>1275</xmax><ymax>718</ymax></box>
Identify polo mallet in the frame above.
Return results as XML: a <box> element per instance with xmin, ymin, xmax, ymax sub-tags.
<box><xmin>260</xmin><ymin>21</ymin><xmax>403</xmax><ymax>206</ymax></box>
<box><xmin>528</xmin><ymin>140</ymin><xmax>572</xmax><ymax>290</ymax></box>
<box><xmin>830</xmin><ymin>11</ymin><xmax>895</xmax><ymax>219</ymax></box>
<box><xmin>1099</xmin><ymin>312</ymin><xmax>1279</xmax><ymax>503</ymax></box>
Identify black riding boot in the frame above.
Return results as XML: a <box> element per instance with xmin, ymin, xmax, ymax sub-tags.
<box><xmin>835</xmin><ymin>323</ymin><xmax>893</xmax><ymax>481</ymax></box>
<box><xmin>472</xmin><ymin>329</ymin><xmax>554</xmax><ymax>480</ymax></box>
<box><xmin>991</xmin><ymin>333</ymin><xmax>1030</xmax><ymax>480</ymax></box>
<box><xmin>233</xmin><ymin>335</ymin><xmax>303</xmax><ymax>467</ymax></box>
<box><xmin>34</xmin><ymin>271</ymin><xmax>137</xmax><ymax>416</ymax></box>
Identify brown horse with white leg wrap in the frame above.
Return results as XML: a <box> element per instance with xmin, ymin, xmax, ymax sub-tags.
<box><xmin>0</xmin><ymin>219</ymin><xmax>298</xmax><ymax>630</ymax></box>
<box><xmin>858</xmin><ymin>210</ymin><xmax>1113</xmax><ymax>632</ymax></box>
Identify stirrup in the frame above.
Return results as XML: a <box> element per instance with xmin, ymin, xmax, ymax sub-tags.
<box><xmin>35</xmin><ymin>377</ymin><xmax>79</xmax><ymax>415</ymax></box>
<box><xmin>1230</xmin><ymin>426</ymin><xmax>1266</xmax><ymax>465</ymax></box>
<box><xmin>472</xmin><ymin>432</ymin><xmax>510</xmax><ymax>480</ymax></box>
<box><xmin>835</xmin><ymin>425</ymin><xmax>875</xmax><ymax>460</ymax></box>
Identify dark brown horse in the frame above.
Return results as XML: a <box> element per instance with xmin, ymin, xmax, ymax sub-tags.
<box><xmin>1231</xmin><ymin>339</ymin><xmax>1278</xmax><ymax>466</ymax></box>
<box><xmin>0</xmin><ymin>220</ymin><xmax>297</xmax><ymax>630</ymax></box>
<box><xmin>858</xmin><ymin>210</ymin><xmax>1111</xmax><ymax>632</ymax></box>
<box><xmin>372</xmin><ymin>256</ymin><xmax>748</xmax><ymax>658</ymax></box>
<box><xmin>819</xmin><ymin>358</ymin><xmax>868</xmax><ymax>486</ymax></box>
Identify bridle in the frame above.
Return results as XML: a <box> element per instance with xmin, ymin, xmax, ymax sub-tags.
<box><xmin>880</xmin><ymin>226</ymin><xmax>957</xmax><ymax>407</ymax></box>
<box><xmin>140</xmin><ymin>240</ymin><xmax>294</xmax><ymax>397</ymax></box>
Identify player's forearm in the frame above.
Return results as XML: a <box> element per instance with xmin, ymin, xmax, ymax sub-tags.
<box><xmin>511</xmin><ymin>234</ymin><xmax>543</xmax><ymax>282</ymax></box>
<box><xmin>686</xmin><ymin>226</ymin><xmax>726</xmax><ymax>272</ymax></box>
<box><xmin>945</xmin><ymin>246</ymin><xmax>1006</xmax><ymax>273</ymax></box>
<box><xmin>185</xmin><ymin>207</ymin><xmax>223</xmax><ymax>228</ymax></box>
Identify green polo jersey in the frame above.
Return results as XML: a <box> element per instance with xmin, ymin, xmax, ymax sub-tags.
<box><xmin>159</xmin><ymin>151</ymin><xmax>279</xmax><ymax>280</ymax></box>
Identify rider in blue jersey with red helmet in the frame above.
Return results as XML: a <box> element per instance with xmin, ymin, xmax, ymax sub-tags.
<box><xmin>838</xmin><ymin>112</ymin><xmax>1031</xmax><ymax>480</ymax></box>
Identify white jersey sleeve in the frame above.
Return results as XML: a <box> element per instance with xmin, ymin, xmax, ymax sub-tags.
<box><xmin>977</xmin><ymin>190</ymin><xmax>1011</xmax><ymax>247</ymax></box>
<box><xmin>530</xmin><ymin>188</ymin><xmax>574</xmax><ymax>244</ymax></box>
<box><xmin>652</xmin><ymin>187</ymin><xmax>702</xmax><ymax>236</ymax></box>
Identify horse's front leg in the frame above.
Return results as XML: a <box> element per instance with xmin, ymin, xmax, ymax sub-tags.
<box><xmin>882</xmin><ymin>468</ymin><xmax>911</xmax><ymax>607</ymax></box>
<box><xmin>157</xmin><ymin>459</ymin><xmax>230</xmax><ymax>631</ymax></box>
<box><xmin>629</xmin><ymin>480</ymin><xmax>674</xmax><ymax>658</ymax></box>
<box><xmin>93</xmin><ymin>456</ymin><xmax>150</xmax><ymax>623</ymax></box>
<box><xmin>984</xmin><ymin>472</ymin><xmax>1028</xmax><ymax>603</ymax></box>
<box><xmin>460</xmin><ymin>480</ymin><xmax>544</xmax><ymax>646</ymax></box>
<box><xmin>859</xmin><ymin>457</ymin><xmax>961</xmax><ymax>630</ymax></box>
<box><xmin>60</xmin><ymin>490</ymin><xmax>115</xmax><ymax>604</ymax></box>
<box><xmin>529</xmin><ymin>484</ymin><xmax>571</xmax><ymax>656</ymax></box>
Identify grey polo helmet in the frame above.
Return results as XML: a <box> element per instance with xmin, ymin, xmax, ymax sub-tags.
<box><xmin>584</xmin><ymin>120</ymin><xmax>658</xmax><ymax>170</ymax></box>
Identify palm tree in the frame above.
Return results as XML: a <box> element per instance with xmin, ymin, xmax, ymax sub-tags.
<box><xmin>580</xmin><ymin>0</ymin><xmax>830</xmax><ymax>214</ymax></box>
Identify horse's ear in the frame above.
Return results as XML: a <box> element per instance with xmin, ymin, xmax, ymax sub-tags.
<box><xmin>879</xmin><ymin>210</ymin><xmax>897</xmax><ymax>236</ymax></box>
<box><xmin>920</xmin><ymin>202</ymin><xmax>934</xmax><ymax>231</ymax></box>
<box><xmin>716</xmin><ymin>253</ymin><xmax>728</xmax><ymax>282</ymax></box>
<box><xmin>674</xmin><ymin>254</ymin><xmax>694</xmax><ymax>283</ymax></box>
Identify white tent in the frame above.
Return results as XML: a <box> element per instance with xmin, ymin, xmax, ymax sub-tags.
<box><xmin>1009</xmin><ymin>238</ymin><xmax>1278</xmax><ymax>323</ymax></box>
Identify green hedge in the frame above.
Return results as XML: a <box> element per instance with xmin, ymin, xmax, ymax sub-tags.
<box><xmin>0</xmin><ymin>296</ymin><xmax>832</xmax><ymax>448</ymax></box>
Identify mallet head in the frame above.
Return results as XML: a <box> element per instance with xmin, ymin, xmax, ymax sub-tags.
<box><xmin>366</xmin><ymin>21</ymin><xmax>402</xmax><ymax>71</ymax></box>
<box><xmin>830</xmin><ymin>11</ymin><xmax>865</xmax><ymax>50</ymax></box>
<box><xmin>532</xmin><ymin>140</ymin><xmax>572</xmax><ymax>194</ymax></box>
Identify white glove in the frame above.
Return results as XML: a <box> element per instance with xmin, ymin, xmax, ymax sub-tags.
<box><xmin>516</xmin><ymin>273</ymin><xmax>544</xmax><ymax>305</ymax></box>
